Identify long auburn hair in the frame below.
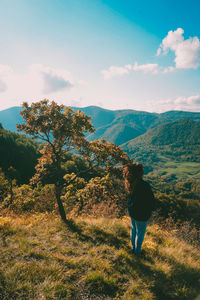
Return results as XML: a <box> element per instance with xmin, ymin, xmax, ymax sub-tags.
<box><xmin>123</xmin><ymin>162</ymin><xmax>144</xmax><ymax>194</ymax></box>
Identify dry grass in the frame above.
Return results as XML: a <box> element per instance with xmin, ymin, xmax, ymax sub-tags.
<box><xmin>0</xmin><ymin>213</ymin><xmax>200</xmax><ymax>299</ymax></box>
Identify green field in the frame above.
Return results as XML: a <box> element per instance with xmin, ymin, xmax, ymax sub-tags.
<box><xmin>157</xmin><ymin>156</ymin><xmax>200</xmax><ymax>179</ymax></box>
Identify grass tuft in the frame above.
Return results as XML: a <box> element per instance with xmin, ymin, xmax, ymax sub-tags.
<box><xmin>84</xmin><ymin>271</ymin><xmax>118</xmax><ymax>297</ymax></box>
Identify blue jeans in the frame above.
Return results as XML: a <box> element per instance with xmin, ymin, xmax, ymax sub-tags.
<box><xmin>130</xmin><ymin>217</ymin><xmax>148</xmax><ymax>254</ymax></box>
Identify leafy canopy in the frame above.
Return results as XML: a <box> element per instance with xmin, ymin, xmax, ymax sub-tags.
<box><xmin>16</xmin><ymin>100</ymin><xmax>129</xmax><ymax>220</ymax></box>
<box><xmin>17</xmin><ymin>100</ymin><xmax>129</xmax><ymax>183</ymax></box>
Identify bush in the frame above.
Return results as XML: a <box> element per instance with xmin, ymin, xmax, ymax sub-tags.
<box><xmin>4</xmin><ymin>185</ymin><xmax>35</xmax><ymax>212</ymax></box>
<box><xmin>71</xmin><ymin>175</ymin><xmax>127</xmax><ymax>218</ymax></box>
<box><xmin>155</xmin><ymin>192</ymin><xmax>200</xmax><ymax>225</ymax></box>
<box><xmin>34</xmin><ymin>184</ymin><xmax>56</xmax><ymax>212</ymax></box>
<box><xmin>152</xmin><ymin>211</ymin><xmax>200</xmax><ymax>247</ymax></box>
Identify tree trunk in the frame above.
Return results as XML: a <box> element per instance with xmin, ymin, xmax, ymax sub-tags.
<box><xmin>9</xmin><ymin>179</ymin><xmax>13</xmax><ymax>204</ymax></box>
<box><xmin>55</xmin><ymin>185</ymin><xmax>66</xmax><ymax>222</ymax></box>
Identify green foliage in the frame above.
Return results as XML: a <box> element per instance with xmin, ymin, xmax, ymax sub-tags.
<box><xmin>0</xmin><ymin>170</ymin><xmax>9</xmax><ymax>202</ymax></box>
<box><xmin>0</xmin><ymin>127</ymin><xmax>39</xmax><ymax>184</ymax></box>
<box><xmin>2</xmin><ymin>183</ymin><xmax>57</xmax><ymax>213</ymax></box>
<box><xmin>34</xmin><ymin>184</ymin><xmax>56</xmax><ymax>212</ymax></box>
<box><xmin>144</xmin><ymin>172</ymin><xmax>200</xmax><ymax>226</ymax></box>
<box><xmin>155</xmin><ymin>193</ymin><xmax>200</xmax><ymax>225</ymax></box>
<box><xmin>69</xmin><ymin>174</ymin><xmax>127</xmax><ymax>217</ymax></box>
<box><xmin>4</xmin><ymin>185</ymin><xmax>35</xmax><ymax>212</ymax></box>
<box><xmin>63</xmin><ymin>153</ymin><xmax>103</xmax><ymax>181</ymax></box>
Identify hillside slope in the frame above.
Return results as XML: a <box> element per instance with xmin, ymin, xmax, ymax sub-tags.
<box><xmin>123</xmin><ymin>118</ymin><xmax>200</xmax><ymax>147</ymax></box>
<box><xmin>121</xmin><ymin>119</ymin><xmax>200</xmax><ymax>177</ymax></box>
<box><xmin>0</xmin><ymin>214</ymin><xmax>200</xmax><ymax>300</ymax></box>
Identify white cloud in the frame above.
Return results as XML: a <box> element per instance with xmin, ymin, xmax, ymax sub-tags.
<box><xmin>102</xmin><ymin>62</ymin><xmax>175</xmax><ymax>79</ymax></box>
<box><xmin>133</xmin><ymin>62</ymin><xmax>159</xmax><ymax>74</ymax></box>
<box><xmin>30</xmin><ymin>64</ymin><xmax>73</xmax><ymax>93</ymax></box>
<box><xmin>157</xmin><ymin>28</ymin><xmax>184</xmax><ymax>55</ymax></box>
<box><xmin>148</xmin><ymin>94</ymin><xmax>200</xmax><ymax>112</ymax></box>
<box><xmin>174</xmin><ymin>94</ymin><xmax>200</xmax><ymax>106</ymax></box>
<box><xmin>0</xmin><ymin>64</ymin><xmax>75</xmax><ymax>109</ymax></box>
<box><xmin>157</xmin><ymin>28</ymin><xmax>200</xmax><ymax>69</ymax></box>
<box><xmin>101</xmin><ymin>65</ymin><xmax>129</xmax><ymax>79</ymax></box>
<box><xmin>0</xmin><ymin>80</ymin><xmax>7</xmax><ymax>92</ymax></box>
<box><xmin>102</xmin><ymin>28</ymin><xmax>200</xmax><ymax>80</ymax></box>
<box><xmin>0</xmin><ymin>65</ymin><xmax>14</xmax><ymax>93</ymax></box>
<box><xmin>162</xmin><ymin>66</ymin><xmax>175</xmax><ymax>74</ymax></box>
<box><xmin>0</xmin><ymin>65</ymin><xmax>13</xmax><ymax>77</ymax></box>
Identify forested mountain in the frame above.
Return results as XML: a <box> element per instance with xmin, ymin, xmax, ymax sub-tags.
<box><xmin>123</xmin><ymin>118</ymin><xmax>200</xmax><ymax>147</ymax></box>
<box><xmin>0</xmin><ymin>105</ymin><xmax>200</xmax><ymax>180</ymax></box>
<box><xmin>0</xmin><ymin>125</ymin><xmax>39</xmax><ymax>183</ymax></box>
<box><xmin>0</xmin><ymin>106</ymin><xmax>200</xmax><ymax>145</ymax></box>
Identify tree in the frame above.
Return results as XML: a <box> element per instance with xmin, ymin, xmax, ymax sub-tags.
<box><xmin>17</xmin><ymin>100</ymin><xmax>129</xmax><ymax>221</ymax></box>
<box><xmin>4</xmin><ymin>166</ymin><xmax>18</xmax><ymax>204</ymax></box>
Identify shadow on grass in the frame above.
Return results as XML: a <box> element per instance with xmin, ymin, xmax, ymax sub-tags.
<box><xmin>63</xmin><ymin>218</ymin><xmax>126</xmax><ymax>249</ymax></box>
<box><xmin>150</xmin><ymin>252</ymin><xmax>200</xmax><ymax>300</ymax></box>
<box><xmin>119</xmin><ymin>249</ymin><xmax>200</xmax><ymax>300</ymax></box>
<box><xmin>63</xmin><ymin>218</ymin><xmax>200</xmax><ymax>299</ymax></box>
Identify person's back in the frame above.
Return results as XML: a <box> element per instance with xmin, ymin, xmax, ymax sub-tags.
<box><xmin>128</xmin><ymin>179</ymin><xmax>155</xmax><ymax>221</ymax></box>
<box><xmin>123</xmin><ymin>163</ymin><xmax>155</xmax><ymax>255</ymax></box>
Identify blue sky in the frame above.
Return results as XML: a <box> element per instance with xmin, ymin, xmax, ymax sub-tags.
<box><xmin>0</xmin><ymin>0</ymin><xmax>200</xmax><ymax>112</ymax></box>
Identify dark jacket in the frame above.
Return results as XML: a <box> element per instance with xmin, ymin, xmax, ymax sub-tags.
<box><xmin>127</xmin><ymin>179</ymin><xmax>155</xmax><ymax>221</ymax></box>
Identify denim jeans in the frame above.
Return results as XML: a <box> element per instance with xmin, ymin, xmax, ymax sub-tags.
<box><xmin>130</xmin><ymin>217</ymin><xmax>148</xmax><ymax>254</ymax></box>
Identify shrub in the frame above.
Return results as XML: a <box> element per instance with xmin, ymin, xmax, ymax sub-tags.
<box><xmin>71</xmin><ymin>175</ymin><xmax>127</xmax><ymax>218</ymax></box>
<box><xmin>34</xmin><ymin>184</ymin><xmax>56</xmax><ymax>212</ymax></box>
<box><xmin>4</xmin><ymin>185</ymin><xmax>35</xmax><ymax>212</ymax></box>
<box><xmin>152</xmin><ymin>211</ymin><xmax>200</xmax><ymax>247</ymax></box>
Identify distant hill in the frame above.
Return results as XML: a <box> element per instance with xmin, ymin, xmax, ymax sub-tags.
<box><xmin>123</xmin><ymin>118</ymin><xmax>200</xmax><ymax>147</ymax></box>
<box><xmin>121</xmin><ymin>118</ymin><xmax>200</xmax><ymax>178</ymax></box>
<box><xmin>0</xmin><ymin>106</ymin><xmax>23</xmax><ymax>132</ymax></box>
<box><xmin>0</xmin><ymin>105</ymin><xmax>200</xmax><ymax>145</ymax></box>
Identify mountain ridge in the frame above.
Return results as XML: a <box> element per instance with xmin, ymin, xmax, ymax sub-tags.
<box><xmin>1</xmin><ymin>105</ymin><xmax>200</xmax><ymax>145</ymax></box>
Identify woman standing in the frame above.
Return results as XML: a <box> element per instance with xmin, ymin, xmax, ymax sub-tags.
<box><xmin>123</xmin><ymin>162</ymin><xmax>155</xmax><ymax>255</ymax></box>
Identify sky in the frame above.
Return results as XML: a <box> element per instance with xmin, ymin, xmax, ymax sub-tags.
<box><xmin>0</xmin><ymin>0</ymin><xmax>200</xmax><ymax>112</ymax></box>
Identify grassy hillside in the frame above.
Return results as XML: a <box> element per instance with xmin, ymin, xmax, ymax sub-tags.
<box><xmin>156</xmin><ymin>157</ymin><xmax>200</xmax><ymax>179</ymax></box>
<box><xmin>0</xmin><ymin>213</ymin><xmax>200</xmax><ymax>300</ymax></box>
<box><xmin>121</xmin><ymin>119</ymin><xmax>200</xmax><ymax>178</ymax></box>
